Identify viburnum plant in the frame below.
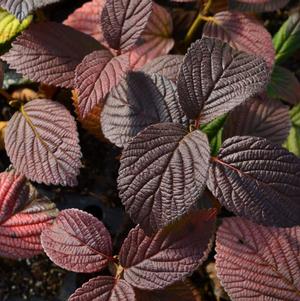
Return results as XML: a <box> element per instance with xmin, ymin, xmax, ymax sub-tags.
<box><xmin>0</xmin><ymin>0</ymin><xmax>299</xmax><ymax>300</ymax></box>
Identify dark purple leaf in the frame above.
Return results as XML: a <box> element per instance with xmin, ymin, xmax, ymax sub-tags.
<box><xmin>203</xmin><ymin>11</ymin><xmax>275</xmax><ymax>68</ymax></box>
<box><xmin>5</xmin><ymin>99</ymin><xmax>82</xmax><ymax>186</ymax></box>
<box><xmin>207</xmin><ymin>136</ymin><xmax>300</xmax><ymax>227</ymax></box>
<box><xmin>177</xmin><ymin>37</ymin><xmax>269</xmax><ymax>122</ymax></box>
<box><xmin>0</xmin><ymin>0</ymin><xmax>61</xmax><ymax>20</ymax></box>
<box><xmin>101</xmin><ymin>72</ymin><xmax>188</xmax><ymax>147</ymax></box>
<box><xmin>0</xmin><ymin>61</ymin><xmax>3</xmax><ymax>87</ymax></box>
<box><xmin>69</xmin><ymin>276</ymin><xmax>135</xmax><ymax>301</ymax></box>
<box><xmin>119</xmin><ymin>209</ymin><xmax>216</xmax><ymax>290</ymax></box>
<box><xmin>141</xmin><ymin>55</ymin><xmax>184</xmax><ymax>83</ymax></box>
<box><xmin>75</xmin><ymin>50</ymin><xmax>129</xmax><ymax>118</ymax></box>
<box><xmin>1</xmin><ymin>22</ymin><xmax>101</xmax><ymax>88</ymax></box>
<box><xmin>101</xmin><ymin>0</ymin><xmax>152</xmax><ymax>52</ymax></box>
<box><xmin>229</xmin><ymin>0</ymin><xmax>289</xmax><ymax>12</ymax></box>
<box><xmin>118</xmin><ymin>123</ymin><xmax>210</xmax><ymax>234</ymax></box>
<box><xmin>223</xmin><ymin>96</ymin><xmax>291</xmax><ymax>145</ymax></box>
<box><xmin>216</xmin><ymin>217</ymin><xmax>300</xmax><ymax>300</ymax></box>
<box><xmin>41</xmin><ymin>209</ymin><xmax>113</xmax><ymax>273</ymax></box>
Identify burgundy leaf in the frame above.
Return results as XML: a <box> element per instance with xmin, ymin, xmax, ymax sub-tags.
<box><xmin>141</xmin><ymin>55</ymin><xmax>184</xmax><ymax>83</ymax></box>
<box><xmin>64</xmin><ymin>0</ymin><xmax>106</xmax><ymax>44</ymax></box>
<box><xmin>0</xmin><ymin>193</ymin><xmax>58</xmax><ymax>259</ymax></box>
<box><xmin>0</xmin><ymin>170</ymin><xmax>29</xmax><ymax>223</ymax></box>
<box><xmin>129</xmin><ymin>3</ymin><xmax>174</xmax><ymax>70</ymax></box>
<box><xmin>223</xmin><ymin>96</ymin><xmax>291</xmax><ymax>145</ymax></box>
<box><xmin>203</xmin><ymin>11</ymin><xmax>275</xmax><ymax>68</ymax></box>
<box><xmin>0</xmin><ymin>0</ymin><xmax>60</xmax><ymax>20</ymax></box>
<box><xmin>101</xmin><ymin>0</ymin><xmax>152</xmax><ymax>52</ymax></box>
<box><xmin>0</xmin><ymin>61</ymin><xmax>3</xmax><ymax>87</ymax></box>
<box><xmin>1</xmin><ymin>22</ymin><xmax>101</xmax><ymax>88</ymax></box>
<box><xmin>5</xmin><ymin>99</ymin><xmax>82</xmax><ymax>186</ymax></box>
<box><xmin>101</xmin><ymin>72</ymin><xmax>188</xmax><ymax>147</ymax></box>
<box><xmin>207</xmin><ymin>136</ymin><xmax>300</xmax><ymax>227</ymax></box>
<box><xmin>75</xmin><ymin>50</ymin><xmax>129</xmax><ymax>118</ymax></box>
<box><xmin>216</xmin><ymin>217</ymin><xmax>300</xmax><ymax>300</ymax></box>
<box><xmin>177</xmin><ymin>37</ymin><xmax>269</xmax><ymax>122</ymax></box>
<box><xmin>118</xmin><ymin>123</ymin><xmax>210</xmax><ymax>234</ymax></box>
<box><xmin>41</xmin><ymin>209</ymin><xmax>113</xmax><ymax>273</ymax></box>
<box><xmin>119</xmin><ymin>209</ymin><xmax>216</xmax><ymax>290</ymax></box>
<box><xmin>229</xmin><ymin>0</ymin><xmax>289</xmax><ymax>12</ymax></box>
<box><xmin>69</xmin><ymin>276</ymin><xmax>135</xmax><ymax>301</ymax></box>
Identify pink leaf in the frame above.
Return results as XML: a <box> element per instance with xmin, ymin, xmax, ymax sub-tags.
<box><xmin>69</xmin><ymin>276</ymin><xmax>135</xmax><ymax>301</ymax></box>
<box><xmin>5</xmin><ymin>99</ymin><xmax>82</xmax><ymax>186</ymax></box>
<box><xmin>75</xmin><ymin>50</ymin><xmax>129</xmax><ymax>118</ymax></box>
<box><xmin>41</xmin><ymin>209</ymin><xmax>113</xmax><ymax>273</ymax></box>
<box><xmin>216</xmin><ymin>217</ymin><xmax>300</xmax><ymax>300</ymax></box>
<box><xmin>1</xmin><ymin>22</ymin><xmax>101</xmax><ymax>88</ymax></box>
<box><xmin>119</xmin><ymin>209</ymin><xmax>216</xmax><ymax>290</ymax></box>
<box><xmin>203</xmin><ymin>11</ymin><xmax>275</xmax><ymax>68</ymax></box>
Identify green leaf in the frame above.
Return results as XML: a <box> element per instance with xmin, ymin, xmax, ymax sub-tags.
<box><xmin>267</xmin><ymin>65</ymin><xmax>300</xmax><ymax>104</ymax></box>
<box><xmin>273</xmin><ymin>12</ymin><xmax>300</xmax><ymax>64</ymax></box>
<box><xmin>0</xmin><ymin>8</ymin><xmax>32</xmax><ymax>46</ymax></box>
<box><xmin>284</xmin><ymin>104</ymin><xmax>300</xmax><ymax>156</ymax></box>
<box><xmin>200</xmin><ymin>114</ymin><xmax>227</xmax><ymax>156</ymax></box>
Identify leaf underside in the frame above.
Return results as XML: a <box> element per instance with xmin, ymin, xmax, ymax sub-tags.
<box><xmin>208</xmin><ymin>136</ymin><xmax>300</xmax><ymax>227</ymax></box>
<box><xmin>5</xmin><ymin>99</ymin><xmax>82</xmax><ymax>186</ymax></box>
<box><xmin>216</xmin><ymin>217</ymin><xmax>300</xmax><ymax>300</ymax></box>
<box><xmin>228</xmin><ymin>0</ymin><xmax>289</xmax><ymax>12</ymax></box>
<box><xmin>118</xmin><ymin>122</ymin><xmax>210</xmax><ymax>234</ymax></box>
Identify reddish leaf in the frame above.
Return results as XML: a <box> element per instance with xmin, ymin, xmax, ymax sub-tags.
<box><xmin>216</xmin><ymin>217</ymin><xmax>300</xmax><ymax>300</ymax></box>
<box><xmin>208</xmin><ymin>136</ymin><xmax>300</xmax><ymax>227</ymax></box>
<box><xmin>0</xmin><ymin>184</ymin><xmax>58</xmax><ymax>259</ymax></box>
<box><xmin>101</xmin><ymin>0</ymin><xmax>152</xmax><ymax>52</ymax></box>
<box><xmin>0</xmin><ymin>61</ymin><xmax>3</xmax><ymax>87</ymax></box>
<box><xmin>223</xmin><ymin>96</ymin><xmax>291</xmax><ymax>145</ymax></box>
<box><xmin>101</xmin><ymin>72</ymin><xmax>188</xmax><ymax>147</ymax></box>
<box><xmin>64</xmin><ymin>0</ymin><xmax>106</xmax><ymax>44</ymax></box>
<box><xmin>0</xmin><ymin>0</ymin><xmax>60</xmax><ymax>20</ymax></box>
<box><xmin>119</xmin><ymin>209</ymin><xmax>216</xmax><ymax>290</ymax></box>
<box><xmin>69</xmin><ymin>276</ymin><xmax>135</xmax><ymax>301</ymax></box>
<box><xmin>177</xmin><ymin>37</ymin><xmax>269</xmax><ymax>122</ymax></box>
<box><xmin>118</xmin><ymin>123</ymin><xmax>210</xmax><ymax>233</ymax></box>
<box><xmin>1</xmin><ymin>22</ymin><xmax>101</xmax><ymax>88</ymax></box>
<box><xmin>142</xmin><ymin>55</ymin><xmax>184</xmax><ymax>83</ymax></box>
<box><xmin>203</xmin><ymin>11</ymin><xmax>275</xmax><ymax>68</ymax></box>
<box><xmin>5</xmin><ymin>99</ymin><xmax>82</xmax><ymax>186</ymax></box>
<box><xmin>41</xmin><ymin>209</ymin><xmax>113</xmax><ymax>273</ymax></box>
<box><xmin>0</xmin><ymin>170</ymin><xmax>29</xmax><ymax>223</ymax></box>
<box><xmin>75</xmin><ymin>50</ymin><xmax>129</xmax><ymax>118</ymax></box>
<box><xmin>229</xmin><ymin>0</ymin><xmax>289</xmax><ymax>12</ymax></box>
<box><xmin>129</xmin><ymin>3</ymin><xmax>174</xmax><ymax>70</ymax></box>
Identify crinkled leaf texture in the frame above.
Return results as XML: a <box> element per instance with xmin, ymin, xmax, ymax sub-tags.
<box><xmin>177</xmin><ymin>37</ymin><xmax>269</xmax><ymax>122</ymax></box>
<box><xmin>0</xmin><ymin>0</ymin><xmax>60</xmax><ymax>20</ymax></box>
<box><xmin>5</xmin><ymin>99</ymin><xmax>82</xmax><ymax>186</ymax></box>
<box><xmin>1</xmin><ymin>22</ymin><xmax>101</xmax><ymax>88</ymax></box>
<box><xmin>208</xmin><ymin>136</ymin><xmax>300</xmax><ymax>227</ymax></box>
<box><xmin>0</xmin><ymin>8</ymin><xmax>32</xmax><ymax>44</ymax></box>
<box><xmin>228</xmin><ymin>0</ymin><xmax>289</xmax><ymax>12</ymax></box>
<box><xmin>69</xmin><ymin>276</ymin><xmax>135</xmax><ymax>301</ymax></box>
<box><xmin>75</xmin><ymin>50</ymin><xmax>129</xmax><ymax>118</ymax></box>
<box><xmin>101</xmin><ymin>0</ymin><xmax>152</xmax><ymax>52</ymax></box>
<box><xmin>129</xmin><ymin>2</ymin><xmax>174</xmax><ymax>70</ymax></box>
<box><xmin>268</xmin><ymin>65</ymin><xmax>300</xmax><ymax>105</ymax></box>
<box><xmin>118</xmin><ymin>123</ymin><xmax>210</xmax><ymax>234</ymax></box>
<box><xmin>223</xmin><ymin>96</ymin><xmax>291</xmax><ymax>145</ymax></box>
<box><xmin>119</xmin><ymin>209</ymin><xmax>216</xmax><ymax>290</ymax></box>
<box><xmin>41</xmin><ymin>209</ymin><xmax>112</xmax><ymax>273</ymax></box>
<box><xmin>101</xmin><ymin>72</ymin><xmax>188</xmax><ymax>147</ymax></box>
<box><xmin>0</xmin><ymin>170</ymin><xmax>29</xmax><ymax>223</ymax></box>
<box><xmin>203</xmin><ymin>11</ymin><xmax>275</xmax><ymax>68</ymax></box>
<box><xmin>0</xmin><ymin>171</ymin><xmax>58</xmax><ymax>259</ymax></box>
<box><xmin>142</xmin><ymin>55</ymin><xmax>184</xmax><ymax>83</ymax></box>
<box><xmin>64</xmin><ymin>0</ymin><xmax>106</xmax><ymax>44</ymax></box>
<box><xmin>216</xmin><ymin>217</ymin><xmax>300</xmax><ymax>300</ymax></box>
